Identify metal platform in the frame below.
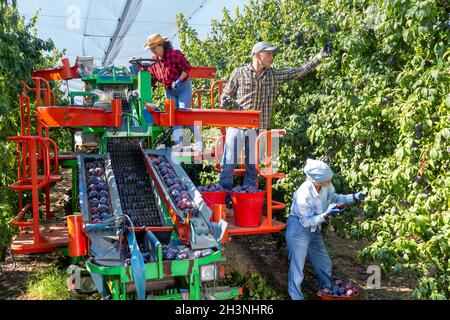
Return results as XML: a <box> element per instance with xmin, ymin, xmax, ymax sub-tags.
<box><xmin>225</xmin><ymin>207</ymin><xmax>286</xmax><ymax>236</ymax></box>
<box><xmin>11</xmin><ymin>221</ymin><xmax>68</xmax><ymax>254</ymax></box>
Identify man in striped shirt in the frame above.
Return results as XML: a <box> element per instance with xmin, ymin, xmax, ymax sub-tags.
<box><xmin>219</xmin><ymin>41</ymin><xmax>333</xmax><ymax>200</ymax></box>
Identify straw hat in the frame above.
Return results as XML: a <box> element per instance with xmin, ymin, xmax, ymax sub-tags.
<box><xmin>143</xmin><ymin>33</ymin><xmax>168</xmax><ymax>50</ymax></box>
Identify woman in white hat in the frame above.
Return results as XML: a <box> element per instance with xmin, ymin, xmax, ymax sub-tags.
<box><xmin>286</xmin><ymin>158</ymin><xmax>366</xmax><ymax>300</ymax></box>
<box><xmin>143</xmin><ymin>33</ymin><xmax>198</xmax><ymax>149</ymax></box>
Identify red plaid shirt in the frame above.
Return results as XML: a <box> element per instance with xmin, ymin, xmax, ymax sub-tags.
<box><xmin>150</xmin><ymin>49</ymin><xmax>191</xmax><ymax>89</ymax></box>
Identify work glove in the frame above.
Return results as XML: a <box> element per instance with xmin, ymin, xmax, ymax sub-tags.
<box><xmin>171</xmin><ymin>78</ymin><xmax>182</xmax><ymax>90</ymax></box>
<box><xmin>221</xmin><ymin>96</ymin><xmax>230</xmax><ymax>107</ymax></box>
<box><xmin>320</xmin><ymin>41</ymin><xmax>333</xmax><ymax>58</ymax></box>
<box><xmin>324</xmin><ymin>202</ymin><xmax>344</xmax><ymax>218</ymax></box>
<box><xmin>353</xmin><ymin>192</ymin><xmax>366</xmax><ymax>201</ymax></box>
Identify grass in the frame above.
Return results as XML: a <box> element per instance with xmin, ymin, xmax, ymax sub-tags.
<box><xmin>26</xmin><ymin>265</ymin><xmax>73</xmax><ymax>300</ymax></box>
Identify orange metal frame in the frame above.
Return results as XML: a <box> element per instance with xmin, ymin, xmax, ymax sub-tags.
<box><xmin>146</xmin><ymin>99</ymin><xmax>260</xmax><ymax>128</ymax></box>
<box><xmin>7</xmin><ymin>136</ymin><xmax>67</xmax><ymax>254</ymax></box>
<box><xmin>31</xmin><ymin>57</ymin><xmax>80</xmax><ymax>81</ymax></box>
<box><xmin>37</xmin><ymin>99</ymin><xmax>122</xmax><ymax>127</ymax></box>
<box><xmin>224</xmin><ymin>130</ymin><xmax>286</xmax><ymax>236</ymax></box>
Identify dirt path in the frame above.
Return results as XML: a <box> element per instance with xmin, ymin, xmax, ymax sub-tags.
<box><xmin>223</xmin><ymin>230</ymin><xmax>417</xmax><ymax>300</ymax></box>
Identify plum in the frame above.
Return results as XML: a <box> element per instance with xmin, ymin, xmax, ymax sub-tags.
<box><xmin>91</xmin><ymin>214</ymin><xmax>100</xmax><ymax>220</ymax></box>
<box><xmin>98</xmin><ymin>205</ymin><xmax>109</xmax><ymax>213</ymax></box>
<box><xmin>94</xmin><ymin>167</ymin><xmax>104</xmax><ymax>175</ymax></box>
<box><xmin>88</xmin><ymin>176</ymin><xmax>100</xmax><ymax>185</ymax></box>
<box><xmin>346</xmin><ymin>289</ymin><xmax>353</xmax><ymax>296</ymax></box>
<box><xmin>89</xmin><ymin>191</ymin><xmax>99</xmax><ymax>199</ymax></box>
<box><xmin>165</xmin><ymin>248</ymin><xmax>179</xmax><ymax>260</ymax></box>
<box><xmin>328</xmin><ymin>25</ymin><xmax>337</xmax><ymax>34</ymax></box>
<box><xmin>99</xmin><ymin>190</ymin><xmax>108</xmax><ymax>198</ymax></box>
<box><xmin>322</xmin><ymin>288</ymin><xmax>330</xmax><ymax>294</ymax></box>
<box><xmin>88</xmin><ymin>168</ymin><xmax>95</xmax><ymax>175</ymax></box>
<box><xmin>90</xmin><ymin>198</ymin><xmax>99</xmax><ymax>207</ymax></box>
<box><xmin>93</xmin><ymin>218</ymin><xmax>101</xmax><ymax>223</ymax></box>
<box><xmin>91</xmin><ymin>207</ymin><xmax>99</xmax><ymax>214</ymax></box>
<box><xmin>99</xmin><ymin>197</ymin><xmax>109</xmax><ymax>205</ymax></box>
<box><xmin>97</xmin><ymin>182</ymin><xmax>107</xmax><ymax>191</ymax></box>
<box><xmin>88</xmin><ymin>184</ymin><xmax>97</xmax><ymax>191</ymax></box>
<box><xmin>181</xmin><ymin>193</ymin><xmax>189</xmax><ymax>200</ymax></box>
<box><xmin>171</xmin><ymin>190</ymin><xmax>180</xmax><ymax>197</ymax></box>
<box><xmin>335</xmin><ymin>279</ymin><xmax>343</xmax><ymax>286</ymax></box>
<box><xmin>176</xmin><ymin>253</ymin><xmax>188</xmax><ymax>260</ymax></box>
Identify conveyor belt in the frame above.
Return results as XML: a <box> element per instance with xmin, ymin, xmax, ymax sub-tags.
<box><xmin>107</xmin><ymin>139</ymin><xmax>163</xmax><ymax>227</ymax></box>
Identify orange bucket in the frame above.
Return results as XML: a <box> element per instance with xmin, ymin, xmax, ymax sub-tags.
<box><xmin>231</xmin><ymin>191</ymin><xmax>265</xmax><ymax>227</ymax></box>
<box><xmin>201</xmin><ymin>191</ymin><xmax>227</xmax><ymax>211</ymax></box>
<box><xmin>67</xmin><ymin>215</ymin><xmax>87</xmax><ymax>257</ymax></box>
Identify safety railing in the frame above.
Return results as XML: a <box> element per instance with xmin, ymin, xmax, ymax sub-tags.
<box><xmin>255</xmin><ymin>130</ymin><xmax>287</xmax><ymax>226</ymax></box>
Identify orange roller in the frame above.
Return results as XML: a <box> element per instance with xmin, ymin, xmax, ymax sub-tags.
<box><xmin>67</xmin><ymin>215</ymin><xmax>86</xmax><ymax>257</ymax></box>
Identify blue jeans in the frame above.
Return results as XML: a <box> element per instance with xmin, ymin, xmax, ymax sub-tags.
<box><xmin>219</xmin><ymin>127</ymin><xmax>259</xmax><ymax>201</ymax></box>
<box><xmin>285</xmin><ymin>215</ymin><xmax>332</xmax><ymax>300</ymax></box>
<box><xmin>165</xmin><ymin>79</ymin><xmax>201</xmax><ymax>148</ymax></box>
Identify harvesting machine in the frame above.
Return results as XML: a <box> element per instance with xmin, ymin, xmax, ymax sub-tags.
<box><xmin>6</xmin><ymin>56</ymin><xmax>287</xmax><ymax>300</ymax></box>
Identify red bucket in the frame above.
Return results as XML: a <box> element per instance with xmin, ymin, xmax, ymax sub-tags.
<box><xmin>317</xmin><ymin>290</ymin><xmax>360</xmax><ymax>300</ymax></box>
<box><xmin>201</xmin><ymin>191</ymin><xmax>227</xmax><ymax>211</ymax></box>
<box><xmin>231</xmin><ymin>191</ymin><xmax>265</xmax><ymax>227</ymax></box>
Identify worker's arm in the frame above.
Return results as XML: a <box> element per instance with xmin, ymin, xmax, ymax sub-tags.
<box><xmin>328</xmin><ymin>184</ymin><xmax>366</xmax><ymax>204</ymax></box>
<box><xmin>273</xmin><ymin>55</ymin><xmax>322</xmax><ymax>83</ymax></box>
<box><xmin>274</xmin><ymin>42</ymin><xmax>333</xmax><ymax>83</ymax></box>
<box><xmin>179</xmin><ymin>71</ymin><xmax>188</xmax><ymax>81</ymax></box>
<box><xmin>328</xmin><ymin>184</ymin><xmax>354</xmax><ymax>204</ymax></box>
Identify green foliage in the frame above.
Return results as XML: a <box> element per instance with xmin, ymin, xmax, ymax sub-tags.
<box><xmin>177</xmin><ymin>0</ymin><xmax>450</xmax><ymax>299</ymax></box>
<box><xmin>0</xmin><ymin>3</ymin><xmax>61</xmax><ymax>247</ymax></box>
<box><xmin>220</xmin><ymin>272</ymin><xmax>286</xmax><ymax>299</ymax></box>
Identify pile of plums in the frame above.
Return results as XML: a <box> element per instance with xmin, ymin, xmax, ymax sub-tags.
<box><xmin>86</xmin><ymin>160</ymin><xmax>112</xmax><ymax>223</ymax></box>
<box><xmin>321</xmin><ymin>279</ymin><xmax>359</xmax><ymax>297</ymax></box>
<box><xmin>231</xmin><ymin>185</ymin><xmax>263</xmax><ymax>193</ymax></box>
<box><xmin>198</xmin><ymin>183</ymin><xmax>225</xmax><ymax>192</ymax></box>
<box><xmin>162</xmin><ymin>245</ymin><xmax>189</xmax><ymax>261</ymax></box>
<box><xmin>153</xmin><ymin>156</ymin><xmax>199</xmax><ymax>217</ymax></box>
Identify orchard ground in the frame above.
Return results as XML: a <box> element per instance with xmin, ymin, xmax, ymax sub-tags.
<box><xmin>0</xmin><ymin>168</ymin><xmax>417</xmax><ymax>300</ymax></box>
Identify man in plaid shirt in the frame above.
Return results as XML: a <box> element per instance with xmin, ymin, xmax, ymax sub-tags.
<box><xmin>219</xmin><ymin>41</ymin><xmax>333</xmax><ymax>200</ymax></box>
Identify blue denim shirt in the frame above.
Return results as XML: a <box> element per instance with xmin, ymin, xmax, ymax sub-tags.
<box><xmin>290</xmin><ymin>180</ymin><xmax>354</xmax><ymax>232</ymax></box>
